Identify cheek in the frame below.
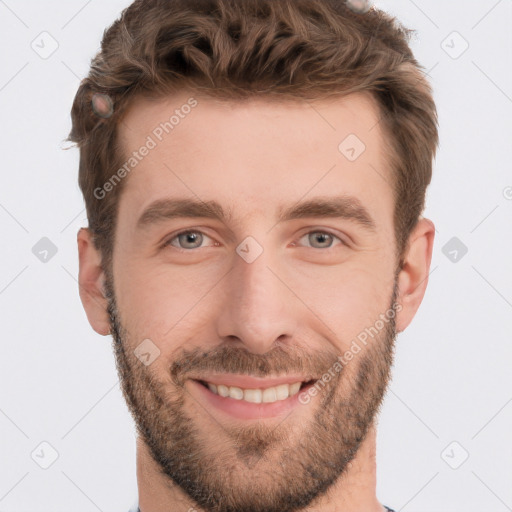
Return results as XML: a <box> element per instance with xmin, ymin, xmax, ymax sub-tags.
<box><xmin>113</xmin><ymin>259</ymin><xmax>224</xmax><ymax>341</ymax></box>
<box><xmin>291</xmin><ymin>261</ymin><xmax>394</xmax><ymax>347</ymax></box>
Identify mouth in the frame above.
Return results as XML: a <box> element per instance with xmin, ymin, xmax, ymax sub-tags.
<box><xmin>189</xmin><ymin>376</ymin><xmax>317</xmax><ymax>420</ymax></box>
<box><xmin>195</xmin><ymin>379</ymin><xmax>315</xmax><ymax>404</ymax></box>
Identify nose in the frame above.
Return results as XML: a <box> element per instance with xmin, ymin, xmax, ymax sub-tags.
<box><xmin>215</xmin><ymin>243</ymin><xmax>298</xmax><ymax>354</ymax></box>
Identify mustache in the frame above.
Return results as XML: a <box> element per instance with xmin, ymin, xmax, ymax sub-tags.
<box><xmin>169</xmin><ymin>343</ymin><xmax>340</xmax><ymax>386</ymax></box>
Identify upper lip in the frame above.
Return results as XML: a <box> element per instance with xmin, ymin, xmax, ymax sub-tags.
<box><xmin>191</xmin><ymin>374</ymin><xmax>315</xmax><ymax>389</ymax></box>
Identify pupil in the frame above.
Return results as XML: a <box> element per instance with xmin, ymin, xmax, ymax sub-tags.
<box><xmin>181</xmin><ymin>232</ymin><xmax>201</xmax><ymax>248</ymax></box>
<box><xmin>312</xmin><ymin>233</ymin><xmax>331</xmax><ymax>247</ymax></box>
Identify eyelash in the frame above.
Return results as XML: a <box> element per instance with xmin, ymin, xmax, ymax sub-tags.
<box><xmin>163</xmin><ymin>228</ymin><xmax>347</xmax><ymax>251</ymax></box>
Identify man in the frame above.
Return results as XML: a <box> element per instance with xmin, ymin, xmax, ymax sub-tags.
<box><xmin>69</xmin><ymin>0</ymin><xmax>438</xmax><ymax>510</ymax></box>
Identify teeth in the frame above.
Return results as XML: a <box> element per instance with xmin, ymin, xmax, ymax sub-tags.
<box><xmin>275</xmin><ymin>384</ymin><xmax>290</xmax><ymax>400</ymax></box>
<box><xmin>262</xmin><ymin>387</ymin><xmax>277</xmax><ymax>403</ymax></box>
<box><xmin>217</xmin><ymin>384</ymin><xmax>230</xmax><ymax>397</ymax></box>
<box><xmin>229</xmin><ymin>386</ymin><xmax>244</xmax><ymax>400</ymax></box>
<box><xmin>204</xmin><ymin>381</ymin><xmax>305</xmax><ymax>403</ymax></box>
<box><xmin>244</xmin><ymin>389</ymin><xmax>262</xmax><ymax>403</ymax></box>
<box><xmin>289</xmin><ymin>382</ymin><xmax>301</xmax><ymax>395</ymax></box>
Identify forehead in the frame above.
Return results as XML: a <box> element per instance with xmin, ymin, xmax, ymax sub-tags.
<box><xmin>116</xmin><ymin>89</ymin><xmax>394</xmax><ymax>228</ymax></box>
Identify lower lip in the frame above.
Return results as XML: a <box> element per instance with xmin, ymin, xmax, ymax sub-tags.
<box><xmin>190</xmin><ymin>380</ymin><xmax>313</xmax><ymax>420</ymax></box>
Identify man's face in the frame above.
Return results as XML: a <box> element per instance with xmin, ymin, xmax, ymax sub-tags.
<box><xmin>107</xmin><ymin>91</ymin><xmax>400</xmax><ymax>512</ymax></box>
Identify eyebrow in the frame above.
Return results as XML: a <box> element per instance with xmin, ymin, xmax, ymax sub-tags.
<box><xmin>277</xmin><ymin>196</ymin><xmax>376</xmax><ymax>231</ymax></box>
<box><xmin>136</xmin><ymin>196</ymin><xmax>376</xmax><ymax>232</ymax></box>
<box><xmin>137</xmin><ymin>199</ymin><xmax>230</xmax><ymax>228</ymax></box>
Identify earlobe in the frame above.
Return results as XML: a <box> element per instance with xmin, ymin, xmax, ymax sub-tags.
<box><xmin>77</xmin><ymin>227</ymin><xmax>111</xmax><ymax>336</ymax></box>
<box><xmin>395</xmin><ymin>218</ymin><xmax>435</xmax><ymax>333</ymax></box>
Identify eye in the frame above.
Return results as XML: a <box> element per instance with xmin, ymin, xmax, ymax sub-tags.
<box><xmin>295</xmin><ymin>230</ymin><xmax>346</xmax><ymax>249</ymax></box>
<box><xmin>163</xmin><ymin>228</ymin><xmax>346</xmax><ymax>251</ymax></box>
<box><xmin>165</xmin><ymin>230</ymin><xmax>216</xmax><ymax>250</ymax></box>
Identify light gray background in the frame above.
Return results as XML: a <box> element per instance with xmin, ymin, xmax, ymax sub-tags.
<box><xmin>0</xmin><ymin>1</ymin><xmax>511</xmax><ymax>511</ymax></box>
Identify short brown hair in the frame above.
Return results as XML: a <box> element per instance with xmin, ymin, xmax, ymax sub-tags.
<box><xmin>68</xmin><ymin>0</ymin><xmax>438</xmax><ymax>273</ymax></box>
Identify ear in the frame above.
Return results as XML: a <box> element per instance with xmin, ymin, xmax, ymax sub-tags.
<box><xmin>77</xmin><ymin>227</ymin><xmax>111</xmax><ymax>336</ymax></box>
<box><xmin>395</xmin><ymin>218</ymin><xmax>435</xmax><ymax>333</ymax></box>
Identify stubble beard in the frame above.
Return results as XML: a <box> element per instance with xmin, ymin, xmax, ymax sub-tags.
<box><xmin>105</xmin><ymin>274</ymin><xmax>398</xmax><ymax>512</ymax></box>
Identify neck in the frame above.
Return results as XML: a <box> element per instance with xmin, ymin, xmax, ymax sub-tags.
<box><xmin>136</xmin><ymin>422</ymin><xmax>386</xmax><ymax>512</ymax></box>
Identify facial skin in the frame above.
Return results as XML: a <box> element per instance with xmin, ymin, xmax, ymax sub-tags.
<box><xmin>78</xmin><ymin>90</ymin><xmax>435</xmax><ymax>512</ymax></box>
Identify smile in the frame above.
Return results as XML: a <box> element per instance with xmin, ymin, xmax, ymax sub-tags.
<box><xmin>189</xmin><ymin>375</ymin><xmax>317</xmax><ymax>420</ymax></box>
<box><xmin>199</xmin><ymin>380</ymin><xmax>306</xmax><ymax>404</ymax></box>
